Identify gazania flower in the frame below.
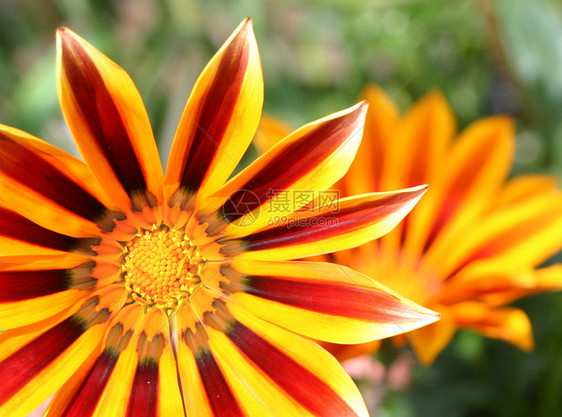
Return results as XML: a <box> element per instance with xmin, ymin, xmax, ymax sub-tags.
<box><xmin>0</xmin><ymin>21</ymin><xmax>440</xmax><ymax>417</ymax></box>
<box><xmin>256</xmin><ymin>84</ymin><xmax>562</xmax><ymax>365</ymax></box>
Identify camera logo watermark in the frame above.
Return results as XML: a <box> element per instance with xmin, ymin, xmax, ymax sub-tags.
<box><xmin>221</xmin><ymin>189</ymin><xmax>261</xmax><ymax>227</ymax></box>
<box><xmin>222</xmin><ymin>189</ymin><xmax>340</xmax><ymax>228</ymax></box>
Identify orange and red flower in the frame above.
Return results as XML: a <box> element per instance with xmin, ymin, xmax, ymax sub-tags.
<box><xmin>256</xmin><ymin>84</ymin><xmax>562</xmax><ymax>365</ymax></box>
<box><xmin>0</xmin><ymin>21</ymin><xmax>438</xmax><ymax>416</ymax></box>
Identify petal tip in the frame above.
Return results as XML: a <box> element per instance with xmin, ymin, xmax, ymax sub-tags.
<box><xmin>415</xmin><ymin>183</ymin><xmax>430</xmax><ymax>195</ymax></box>
<box><xmin>338</xmin><ymin>101</ymin><xmax>368</xmax><ymax>128</ymax></box>
<box><xmin>493</xmin><ymin>114</ymin><xmax>516</xmax><ymax>132</ymax></box>
<box><xmin>56</xmin><ymin>26</ymin><xmax>82</xmax><ymax>57</ymax></box>
<box><xmin>353</xmin><ymin>100</ymin><xmax>369</xmax><ymax>115</ymax></box>
<box><xmin>400</xmin><ymin>184</ymin><xmax>430</xmax><ymax>202</ymax></box>
<box><xmin>56</xmin><ymin>26</ymin><xmax>75</xmax><ymax>43</ymax></box>
<box><xmin>235</xmin><ymin>17</ymin><xmax>255</xmax><ymax>39</ymax></box>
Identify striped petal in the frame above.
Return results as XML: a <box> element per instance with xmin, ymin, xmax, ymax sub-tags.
<box><xmin>56</xmin><ymin>28</ymin><xmax>163</xmax><ymax>215</ymax></box>
<box><xmin>0</xmin><ymin>259</ymin><xmax>95</xmax><ymax>329</ymax></box>
<box><xmin>0</xmin><ymin>290</ymin><xmax>123</xmax><ymax>417</ymax></box>
<box><xmin>165</xmin><ymin>18</ymin><xmax>263</xmax><ymax>214</ymax></box>
<box><xmin>199</xmin><ymin>297</ymin><xmax>370</xmax><ymax>417</ymax></box>
<box><xmin>91</xmin><ymin>307</ymin><xmax>184</xmax><ymax>417</ymax></box>
<box><xmin>175</xmin><ymin>304</ymin><xmax>247</xmax><ymax>416</ymax></box>
<box><xmin>125</xmin><ymin>320</ymin><xmax>184</xmax><ymax>416</ymax></box>
<box><xmin>45</xmin><ymin>310</ymin><xmax>137</xmax><ymax>417</ymax></box>
<box><xmin>197</xmin><ymin>101</ymin><xmax>368</xmax><ymax>238</ymax></box>
<box><xmin>0</xmin><ymin>207</ymin><xmax>99</xmax><ymax>257</ymax></box>
<box><xmin>48</xmin><ymin>304</ymin><xmax>145</xmax><ymax>417</ymax></box>
<box><xmin>0</xmin><ymin>125</ymin><xmax>124</xmax><ymax>236</ymax></box>
<box><xmin>205</xmin><ymin>259</ymin><xmax>439</xmax><ymax>343</ymax></box>
<box><xmin>216</xmin><ymin>186</ymin><xmax>427</xmax><ymax>261</ymax></box>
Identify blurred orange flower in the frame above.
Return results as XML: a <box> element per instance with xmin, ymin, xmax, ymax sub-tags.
<box><xmin>256</xmin><ymin>85</ymin><xmax>562</xmax><ymax>365</ymax></box>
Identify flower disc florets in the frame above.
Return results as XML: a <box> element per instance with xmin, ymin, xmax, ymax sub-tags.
<box><xmin>122</xmin><ymin>226</ymin><xmax>204</xmax><ymax>309</ymax></box>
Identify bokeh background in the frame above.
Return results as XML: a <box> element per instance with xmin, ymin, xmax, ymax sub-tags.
<box><xmin>1</xmin><ymin>0</ymin><xmax>561</xmax><ymax>416</ymax></box>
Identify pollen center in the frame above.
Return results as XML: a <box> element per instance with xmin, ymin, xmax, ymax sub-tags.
<box><xmin>122</xmin><ymin>227</ymin><xmax>205</xmax><ymax>309</ymax></box>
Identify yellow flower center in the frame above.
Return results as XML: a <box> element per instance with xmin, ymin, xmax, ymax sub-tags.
<box><xmin>122</xmin><ymin>226</ymin><xmax>205</xmax><ymax>309</ymax></box>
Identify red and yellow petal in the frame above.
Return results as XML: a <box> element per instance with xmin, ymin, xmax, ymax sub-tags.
<box><xmin>175</xmin><ymin>304</ymin><xmax>247</xmax><ymax>417</ymax></box>
<box><xmin>0</xmin><ymin>259</ymin><xmax>96</xmax><ymax>329</ymax></box>
<box><xmin>51</xmin><ymin>306</ymin><xmax>184</xmax><ymax>417</ymax></box>
<box><xmin>204</xmin><ymin>259</ymin><xmax>438</xmax><ymax>344</ymax></box>
<box><xmin>45</xmin><ymin>303</ymin><xmax>138</xmax><ymax>417</ymax></box>
<box><xmin>45</xmin><ymin>308</ymin><xmax>137</xmax><ymax>417</ymax></box>
<box><xmin>165</xmin><ymin>18</ymin><xmax>263</xmax><ymax>215</ymax></box>
<box><xmin>87</xmin><ymin>307</ymin><xmax>184</xmax><ymax>417</ymax></box>
<box><xmin>0</xmin><ymin>207</ymin><xmax>100</xmax><ymax>257</ymax></box>
<box><xmin>216</xmin><ymin>186</ymin><xmax>426</xmax><ymax>261</ymax></box>
<box><xmin>197</xmin><ymin>101</ymin><xmax>368</xmax><ymax>238</ymax></box>
<box><xmin>56</xmin><ymin>28</ymin><xmax>163</xmax><ymax>216</ymax></box>
<box><xmin>0</xmin><ymin>287</ymin><xmax>125</xmax><ymax>417</ymax></box>
<box><xmin>125</xmin><ymin>323</ymin><xmax>184</xmax><ymax>416</ymax></box>
<box><xmin>59</xmin><ymin>304</ymin><xmax>144</xmax><ymax>417</ymax></box>
<box><xmin>0</xmin><ymin>125</ymin><xmax>124</xmax><ymax>237</ymax></box>
<box><xmin>200</xmin><ymin>298</ymin><xmax>370</xmax><ymax>417</ymax></box>
<box><xmin>0</xmin><ymin>291</ymin><xmax>86</xmax><ymax>331</ymax></box>
<box><xmin>0</xmin><ymin>261</ymin><xmax>95</xmax><ymax>303</ymax></box>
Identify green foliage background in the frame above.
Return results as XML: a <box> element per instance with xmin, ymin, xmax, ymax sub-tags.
<box><xmin>1</xmin><ymin>0</ymin><xmax>561</xmax><ymax>416</ymax></box>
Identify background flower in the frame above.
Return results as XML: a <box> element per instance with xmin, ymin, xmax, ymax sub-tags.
<box><xmin>257</xmin><ymin>85</ymin><xmax>562</xmax><ymax>366</ymax></box>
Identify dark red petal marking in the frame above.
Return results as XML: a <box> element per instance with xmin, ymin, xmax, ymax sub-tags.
<box><xmin>0</xmin><ymin>132</ymin><xmax>121</xmax><ymax>231</ymax></box>
<box><xmin>0</xmin><ymin>269</ymin><xmax>71</xmax><ymax>302</ymax></box>
<box><xmin>0</xmin><ymin>317</ymin><xmax>86</xmax><ymax>406</ymax></box>
<box><xmin>60</xmin><ymin>31</ymin><xmax>150</xmax><ymax>205</ymax></box>
<box><xmin>125</xmin><ymin>360</ymin><xmax>159</xmax><ymax>417</ymax></box>
<box><xmin>241</xmin><ymin>276</ymin><xmax>405</xmax><ymax>322</ymax></box>
<box><xmin>226</xmin><ymin>322</ymin><xmax>358</xmax><ymax>417</ymax></box>
<box><xmin>0</xmin><ymin>207</ymin><xmax>99</xmax><ymax>255</ymax></box>
<box><xmin>195</xmin><ymin>349</ymin><xmax>245</xmax><ymax>417</ymax></box>
<box><xmin>176</xmin><ymin>33</ymin><xmax>250</xmax><ymax>196</ymax></box>
<box><xmin>220</xmin><ymin>118</ymin><xmax>351</xmax><ymax>223</ymax></box>
<box><xmin>224</xmin><ymin>192</ymin><xmax>414</xmax><ymax>252</ymax></box>
<box><xmin>63</xmin><ymin>349</ymin><xmax>119</xmax><ymax>417</ymax></box>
